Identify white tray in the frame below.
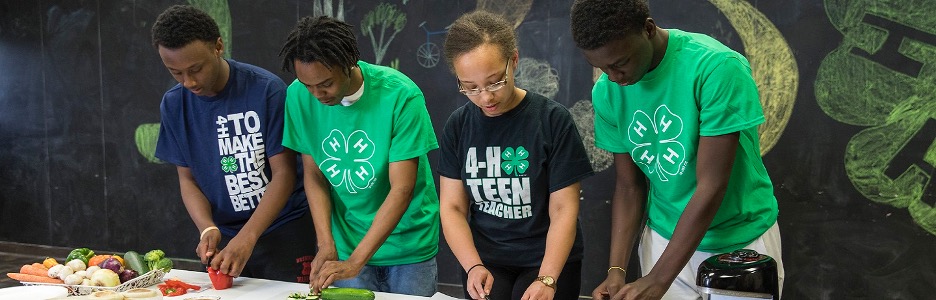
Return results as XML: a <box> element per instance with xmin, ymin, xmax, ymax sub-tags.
<box><xmin>22</xmin><ymin>269</ymin><xmax>166</xmax><ymax>296</ymax></box>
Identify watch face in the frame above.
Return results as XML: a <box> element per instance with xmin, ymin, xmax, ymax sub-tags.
<box><xmin>539</xmin><ymin>276</ymin><xmax>555</xmax><ymax>285</ymax></box>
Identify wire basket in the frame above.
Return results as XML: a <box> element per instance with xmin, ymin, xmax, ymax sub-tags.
<box><xmin>22</xmin><ymin>269</ymin><xmax>166</xmax><ymax>296</ymax></box>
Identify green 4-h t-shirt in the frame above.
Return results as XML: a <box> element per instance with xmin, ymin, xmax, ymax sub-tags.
<box><xmin>592</xmin><ymin>29</ymin><xmax>778</xmax><ymax>253</ymax></box>
<box><xmin>282</xmin><ymin>61</ymin><xmax>439</xmax><ymax>266</ymax></box>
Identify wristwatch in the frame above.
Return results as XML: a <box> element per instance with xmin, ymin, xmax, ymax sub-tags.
<box><xmin>535</xmin><ymin>275</ymin><xmax>556</xmax><ymax>289</ymax></box>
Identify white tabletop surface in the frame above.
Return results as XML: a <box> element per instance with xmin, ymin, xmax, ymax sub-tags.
<box><xmin>154</xmin><ymin>269</ymin><xmax>446</xmax><ymax>300</ymax></box>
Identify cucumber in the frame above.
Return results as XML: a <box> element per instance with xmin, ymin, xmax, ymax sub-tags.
<box><xmin>123</xmin><ymin>250</ymin><xmax>150</xmax><ymax>274</ymax></box>
<box><xmin>321</xmin><ymin>288</ymin><xmax>375</xmax><ymax>300</ymax></box>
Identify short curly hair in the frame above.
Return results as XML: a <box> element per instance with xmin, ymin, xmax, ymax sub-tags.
<box><xmin>151</xmin><ymin>5</ymin><xmax>220</xmax><ymax>49</ymax></box>
<box><xmin>570</xmin><ymin>0</ymin><xmax>650</xmax><ymax>50</ymax></box>
<box><xmin>279</xmin><ymin>16</ymin><xmax>360</xmax><ymax>77</ymax></box>
<box><xmin>442</xmin><ymin>10</ymin><xmax>517</xmax><ymax>73</ymax></box>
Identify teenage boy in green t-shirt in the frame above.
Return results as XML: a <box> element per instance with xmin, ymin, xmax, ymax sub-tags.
<box><xmin>278</xmin><ymin>16</ymin><xmax>440</xmax><ymax>297</ymax></box>
<box><xmin>571</xmin><ymin>0</ymin><xmax>784</xmax><ymax>299</ymax></box>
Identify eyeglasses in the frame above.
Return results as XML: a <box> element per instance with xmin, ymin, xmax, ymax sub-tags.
<box><xmin>457</xmin><ymin>60</ymin><xmax>510</xmax><ymax>96</ymax></box>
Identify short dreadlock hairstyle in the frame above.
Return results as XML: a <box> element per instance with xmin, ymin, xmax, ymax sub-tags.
<box><xmin>442</xmin><ymin>10</ymin><xmax>517</xmax><ymax>74</ymax></box>
<box><xmin>570</xmin><ymin>0</ymin><xmax>650</xmax><ymax>50</ymax></box>
<box><xmin>279</xmin><ymin>16</ymin><xmax>360</xmax><ymax>77</ymax></box>
<box><xmin>151</xmin><ymin>5</ymin><xmax>220</xmax><ymax>49</ymax></box>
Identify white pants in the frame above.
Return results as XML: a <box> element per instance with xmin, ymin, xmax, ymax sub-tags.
<box><xmin>638</xmin><ymin>222</ymin><xmax>785</xmax><ymax>300</ymax></box>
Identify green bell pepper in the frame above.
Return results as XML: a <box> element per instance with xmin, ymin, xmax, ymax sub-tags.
<box><xmin>66</xmin><ymin>247</ymin><xmax>95</xmax><ymax>265</ymax></box>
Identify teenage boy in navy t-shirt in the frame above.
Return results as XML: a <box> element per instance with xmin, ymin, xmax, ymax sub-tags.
<box><xmin>152</xmin><ymin>5</ymin><xmax>315</xmax><ymax>282</ymax></box>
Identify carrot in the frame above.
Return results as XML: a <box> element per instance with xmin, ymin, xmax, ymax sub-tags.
<box><xmin>31</xmin><ymin>263</ymin><xmax>48</xmax><ymax>271</ymax></box>
<box><xmin>88</xmin><ymin>254</ymin><xmax>125</xmax><ymax>268</ymax></box>
<box><xmin>6</xmin><ymin>272</ymin><xmax>64</xmax><ymax>284</ymax></box>
<box><xmin>19</xmin><ymin>265</ymin><xmax>49</xmax><ymax>277</ymax></box>
<box><xmin>88</xmin><ymin>255</ymin><xmax>110</xmax><ymax>267</ymax></box>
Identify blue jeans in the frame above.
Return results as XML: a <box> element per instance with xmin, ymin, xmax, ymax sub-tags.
<box><xmin>333</xmin><ymin>256</ymin><xmax>438</xmax><ymax>296</ymax></box>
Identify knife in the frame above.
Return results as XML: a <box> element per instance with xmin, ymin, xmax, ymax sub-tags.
<box><xmin>204</xmin><ymin>253</ymin><xmax>213</xmax><ymax>271</ymax></box>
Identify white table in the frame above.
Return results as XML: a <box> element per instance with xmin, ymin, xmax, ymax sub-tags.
<box><xmin>158</xmin><ymin>269</ymin><xmax>440</xmax><ymax>300</ymax></box>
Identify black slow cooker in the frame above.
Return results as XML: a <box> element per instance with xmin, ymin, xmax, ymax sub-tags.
<box><xmin>696</xmin><ymin>249</ymin><xmax>779</xmax><ymax>299</ymax></box>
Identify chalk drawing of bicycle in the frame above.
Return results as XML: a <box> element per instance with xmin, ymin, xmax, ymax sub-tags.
<box><xmin>417</xmin><ymin>21</ymin><xmax>449</xmax><ymax>68</ymax></box>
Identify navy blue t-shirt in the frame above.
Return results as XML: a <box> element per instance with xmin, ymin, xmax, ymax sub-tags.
<box><xmin>438</xmin><ymin>92</ymin><xmax>594</xmax><ymax>267</ymax></box>
<box><xmin>155</xmin><ymin>59</ymin><xmax>307</xmax><ymax>237</ymax></box>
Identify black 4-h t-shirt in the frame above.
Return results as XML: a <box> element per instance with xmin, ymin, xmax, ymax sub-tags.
<box><xmin>439</xmin><ymin>92</ymin><xmax>594</xmax><ymax>267</ymax></box>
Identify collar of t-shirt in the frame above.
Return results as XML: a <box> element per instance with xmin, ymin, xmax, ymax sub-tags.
<box><xmin>340</xmin><ymin>79</ymin><xmax>365</xmax><ymax>106</ymax></box>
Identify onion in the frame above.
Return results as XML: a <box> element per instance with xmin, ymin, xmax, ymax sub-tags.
<box><xmin>90</xmin><ymin>269</ymin><xmax>121</xmax><ymax>287</ymax></box>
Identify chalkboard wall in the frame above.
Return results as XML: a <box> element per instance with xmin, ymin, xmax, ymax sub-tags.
<box><xmin>1</xmin><ymin>0</ymin><xmax>934</xmax><ymax>299</ymax></box>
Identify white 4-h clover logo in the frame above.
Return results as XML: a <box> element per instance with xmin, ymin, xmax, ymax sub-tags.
<box><xmin>320</xmin><ymin>129</ymin><xmax>376</xmax><ymax>193</ymax></box>
<box><xmin>629</xmin><ymin>105</ymin><xmax>686</xmax><ymax>182</ymax></box>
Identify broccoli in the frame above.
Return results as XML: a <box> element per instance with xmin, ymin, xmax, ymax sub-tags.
<box><xmin>143</xmin><ymin>249</ymin><xmax>165</xmax><ymax>262</ymax></box>
<box><xmin>151</xmin><ymin>257</ymin><xmax>173</xmax><ymax>272</ymax></box>
<box><xmin>144</xmin><ymin>249</ymin><xmax>172</xmax><ymax>272</ymax></box>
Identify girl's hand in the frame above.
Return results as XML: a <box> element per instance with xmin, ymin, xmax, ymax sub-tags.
<box><xmin>466</xmin><ymin>265</ymin><xmax>494</xmax><ymax>300</ymax></box>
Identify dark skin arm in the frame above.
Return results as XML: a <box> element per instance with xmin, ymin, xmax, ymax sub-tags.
<box><xmin>177</xmin><ymin>166</ymin><xmax>218</xmax><ymax>260</ymax></box>
<box><xmin>613</xmin><ymin>133</ymin><xmax>740</xmax><ymax>300</ymax></box>
<box><xmin>184</xmin><ymin>149</ymin><xmax>299</xmax><ymax>277</ymax></box>
<box><xmin>309</xmin><ymin>157</ymin><xmax>419</xmax><ymax>293</ymax></box>
<box><xmin>591</xmin><ymin>153</ymin><xmax>648</xmax><ymax>300</ymax></box>
<box><xmin>301</xmin><ymin>154</ymin><xmax>338</xmax><ymax>292</ymax></box>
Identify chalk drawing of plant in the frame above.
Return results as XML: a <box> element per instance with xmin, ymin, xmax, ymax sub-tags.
<box><xmin>514</xmin><ymin>57</ymin><xmax>559</xmax><ymax>100</ymax></box>
<box><xmin>135</xmin><ymin>124</ymin><xmax>162</xmax><ymax>163</ymax></box>
<box><xmin>361</xmin><ymin>2</ymin><xmax>406</xmax><ymax>65</ymax></box>
<box><xmin>313</xmin><ymin>0</ymin><xmax>344</xmax><ymax>20</ymax></box>
<box><xmin>188</xmin><ymin>0</ymin><xmax>231</xmax><ymax>57</ymax></box>
<box><xmin>569</xmin><ymin>100</ymin><xmax>613</xmax><ymax>173</ymax></box>
<box><xmin>477</xmin><ymin>0</ymin><xmax>533</xmax><ymax>29</ymax></box>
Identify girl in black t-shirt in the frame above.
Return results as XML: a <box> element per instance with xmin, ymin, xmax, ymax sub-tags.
<box><xmin>437</xmin><ymin>10</ymin><xmax>595</xmax><ymax>300</ymax></box>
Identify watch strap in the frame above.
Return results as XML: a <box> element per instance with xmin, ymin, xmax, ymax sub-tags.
<box><xmin>535</xmin><ymin>275</ymin><xmax>556</xmax><ymax>289</ymax></box>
